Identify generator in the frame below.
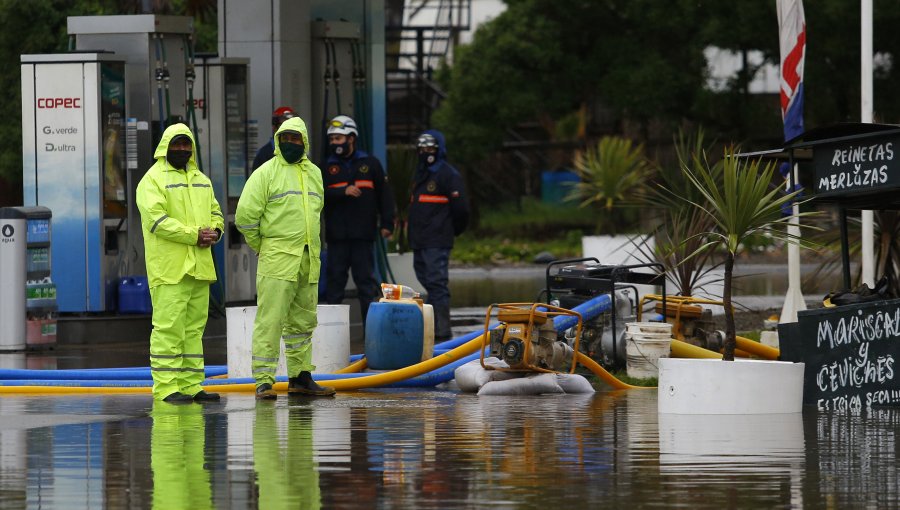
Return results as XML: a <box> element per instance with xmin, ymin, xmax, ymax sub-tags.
<box><xmin>544</xmin><ymin>258</ymin><xmax>667</xmax><ymax>369</ymax></box>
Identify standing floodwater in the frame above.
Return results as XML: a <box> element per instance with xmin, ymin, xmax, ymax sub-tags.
<box><xmin>0</xmin><ymin>389</ymin><xmax>898</xmax><ymax>508</ymax></box>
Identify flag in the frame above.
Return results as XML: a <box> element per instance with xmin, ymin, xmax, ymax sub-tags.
<box><xmin>778</xmin><ymin>0</ymin><xmax>806</xmax><ymax>141</ymax></box>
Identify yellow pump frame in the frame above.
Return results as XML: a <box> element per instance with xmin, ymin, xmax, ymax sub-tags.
<box><xmin>480</xmin><ymin>303</ymin><xmax>583</xmax><ymax>374</ymax></box>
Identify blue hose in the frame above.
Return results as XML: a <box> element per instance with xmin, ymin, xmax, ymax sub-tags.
<box><xmin>0</xmin><ymin>295</ymin><xmax>614</xmax><ymax>389</ymax></box>
<box><xmin>0</xmin><ymin>365</ymin><xmax>228</xmax><ymax>381</ymax></box>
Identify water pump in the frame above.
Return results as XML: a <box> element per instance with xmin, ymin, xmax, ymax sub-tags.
<box><xmin>481</xmin><ymin>303</ymin><xmax>582</xmax><ymax>373</ymax></box>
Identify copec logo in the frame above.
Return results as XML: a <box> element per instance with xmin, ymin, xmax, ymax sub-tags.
<box><xmin>37</xmin><ymin>97</ymin><xmax>81</xmax><ymax>109</ymax></box>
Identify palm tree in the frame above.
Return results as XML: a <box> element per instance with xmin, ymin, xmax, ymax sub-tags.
<box><xmin>635</xmin><ymin>128</ymin><xmax>724</xmax><ymax>297</ymax></box>
<box><xmin>682</xmin><ymin>146</ymin><xmax>818</xmax><ymax>360</ymax></box>
<box><xmin>566</xmin><ymin>136</ymin><xmax>652</xmax><ymax>234</ymax></box>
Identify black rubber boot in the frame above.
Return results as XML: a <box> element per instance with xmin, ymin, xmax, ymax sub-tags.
<box><xmin>193</xmin><ymin>390</ymin><xmax>220</xmax><ymax>402</ymax></box>
<box><xmin>288</xmin><ymin>371</ymin><xmax>336</xmax><ymax>396</ymax></box>
<box><xmin>162</xmin><ymin>392</ymin><xmax>195</xmax><ymax>405</ymax></box>
<box><xmin>255</xmin><ymin>383</ymin><xmax>277</xmax><ymax>400</ymax></box>
<box><xmin>433</xmin><ymin>303</ymin><xmax>452</xmax><ymax>341</ymax></box>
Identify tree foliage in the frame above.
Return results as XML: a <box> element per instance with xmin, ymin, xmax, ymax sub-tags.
<box><xmin>433</xmin><ymin>0</ymin><xmax>900</xmax><ymax>167</ymax></box>
<box><xmin>0</xmin><ymin>0</ymin><xmax>216</xmax><ymax>204</ymax></box>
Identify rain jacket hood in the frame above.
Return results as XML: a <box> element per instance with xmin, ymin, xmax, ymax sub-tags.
<box><xmin>419</xmin><ymin>129</ymin><xmax>447</xmax><ymax>172</ymax></box>
<box><xmin>154</xmin><ymin>123</ymin><xmax>199</xmax><ymax>169</ymax></box>
<box><xmin>273</xmin><ymin>117</ymin><xmax>311</xmax><ymax>165</ymax></box>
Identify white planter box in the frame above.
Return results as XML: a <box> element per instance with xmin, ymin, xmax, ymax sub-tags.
<box><xmin>226</xmin><ymin>304</ymin><xmax>350</xmax><ymax>378</ymax></box>
<box><xmin>657</xmin><ymin>357</ymin><xmax>804</xmax><ymax>414</ymax></box>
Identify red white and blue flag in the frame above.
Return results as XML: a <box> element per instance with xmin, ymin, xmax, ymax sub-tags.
<box><xmin>778</xmin><ymin>0</ymin><xmax>806</xmax><ymax>141</ymax></box>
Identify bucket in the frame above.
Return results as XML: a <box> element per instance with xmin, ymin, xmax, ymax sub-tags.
<box><xmin>365</xmin><ymin>301</ymin><xmax>425</xmax><ymax>370</ymax></box>
<box><xmin>625</xmin><ymin>322</ymin><xmax>672</xmax><ymax>379</ymax></box>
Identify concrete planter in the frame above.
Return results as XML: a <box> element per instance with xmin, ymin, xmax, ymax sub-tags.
<box><xmin>657</xmin><ymin>357</ymin><xmax>804</xmax><ymax>414</ymax></box>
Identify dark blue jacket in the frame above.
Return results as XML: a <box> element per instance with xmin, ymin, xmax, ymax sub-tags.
<box><xmin>251</xmin><ymin>138</ymin><xmax>276</xmax><ymax>171</ymax></box>
<box><xmin>321</xmin><ymin>149</ymin><xmax>395</xmax><ymax>242</ymax></box>
<box><xmin>408</xmin><ymin>130</ymin><xmax>469</xmax><ymax>249</ymax></box>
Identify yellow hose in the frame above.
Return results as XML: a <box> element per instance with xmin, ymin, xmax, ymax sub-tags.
<box><xmin>735</xmin><ymin>336</ymin><xmax>780</xmax><ymax>360</ymax></box>
<box><xmin>670</xmin><ymin>339</ymin><xmax>722</xmax><ymax>359</ymax></box>
<box><xmin>574</xmin><ymin>352</ymin><xmax>645</xmax><ymax>390</ymax></box>
<box><xmin>0</xmin><ymin>338</ymin><xmax>483</xmax><ymax>395</ymax></box>
<box><xmin>335</xmin><ymin>358</ymin><xmax>367</xmax><ymax>374</ymax></box>
<box><xmin>0</xmin><ymin>386</ymin><xmax>150</xmax><ymax>395</ymax></box>
<box><xmin>0</xmin><ymin>331</ymin><xmax>687</xmax><ymax>394</ymax></box>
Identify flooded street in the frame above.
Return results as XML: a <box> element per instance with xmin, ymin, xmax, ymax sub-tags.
<box><xmin>0</xmin><ymin>389</ymin><xmax>898</xmax><ymax>508</ymax></box>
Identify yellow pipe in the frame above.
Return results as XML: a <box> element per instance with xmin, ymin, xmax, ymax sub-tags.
<box><xmin>0</xmin><ymin>386</ymin><xmax>150</xmax><ymax>395</ymax></box>
<box><xmin>335</xmin><ymin>358</ymin><xmax>367</xmax><ymax>374</ymax></box>
<box><xmin>0</xmin><ymin>338</ymin><xmax>485</xmax><ymax>395</ymax></box>
<box><xmin>320</xmin><ymin>335</ymin><xmax>484</xmax><ymax>391</ymax></box>
<box><xmin>0</xmin><ymin>331</ymin><xmax>682</xmax><ymax>394</ymax></box>
<box><xmin>735</xmin><ymin>336</ymin><xmax>780</xmax><ymax>360</ymax></box>
<box><xmin>574</xmin><ymin>352</ymin><xmax>645</xmax><ymax>390</ymax></box>
<box><xmin>670</xmin><ymin>339</ymin><xmax>722</xmax><ymax>359</ymax></box>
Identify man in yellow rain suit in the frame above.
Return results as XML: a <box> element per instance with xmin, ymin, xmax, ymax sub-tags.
<box><xmin>137</xmin><ymin>123</ymin><xmax>223</xmax><ymax>404</ymax></box>
<box><xmin>236</xmin><ymin>116</ymin><xmax>335</xmax><ymax>399</ymax></box>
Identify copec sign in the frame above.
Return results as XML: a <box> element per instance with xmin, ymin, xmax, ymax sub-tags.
<box><xmin>37</xmin><ymin>97</ymin><xmax>81</xmax><ymax>109</ymax></box>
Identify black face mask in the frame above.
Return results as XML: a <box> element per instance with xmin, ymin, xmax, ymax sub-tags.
<box><xmin>419</xmin><ymin>153</ymin><xmax>437</xmax><ymax>167</ymax></box>
<box><xmin>167</xmin><ymin>150</ymin><xmax>191</xmax><ymax>169</ymax></box>
<box><xmin>330</xmin><ymin>141</ymin><xmax>351</xmax><ymax>158</ymax></box>
<box><xmin>280</xmin><ymin>142</ymin><xmax>305</xmax><ymax>164</ymax></box>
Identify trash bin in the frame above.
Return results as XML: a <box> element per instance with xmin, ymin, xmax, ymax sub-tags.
<box><xmin>0</xmin><ymin>208</ymin><xmax>27</xmax><ymax>351</ymax></box>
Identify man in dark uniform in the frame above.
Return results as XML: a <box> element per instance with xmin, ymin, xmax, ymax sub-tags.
<box><xmin>252</xmin><ymin>106</ymin><xmax>296</xmax><ymax>171</ymax></box>
<box><xmin>321</xmin><ymin>115</ymin><xmax>395</xmax><ymax>326</ymax></box>
<box><xmin>408</xmin><ymin>130</ymin><xmax>469</xmax><ymax>341</ymax></box>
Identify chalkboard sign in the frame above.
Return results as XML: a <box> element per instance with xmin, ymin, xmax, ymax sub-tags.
<box><xmin>811</xmin><ymin>133</ymin><xmax>900</xmax><ymax>198</ymax></box>
<box><xmin>779</xmin><ymin>299</ymin><xmax>900</xmax><ymax>411</ymax></box>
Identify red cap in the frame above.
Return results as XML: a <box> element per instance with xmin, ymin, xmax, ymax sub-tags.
<box><xmin>272</xmin><ymin>106</ymin><xmax>297</xmax><ymax>123</ymax></box>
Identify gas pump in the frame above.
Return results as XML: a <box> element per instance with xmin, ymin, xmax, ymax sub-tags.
<box><xmin>21</xmin><ymin>53</ymin><xmax>127</xmax><ymax>313</ymax></box>
<box><xmin>22</xmin><ymin>15</ymin><xmax>194</xmax><ymax>313</ymax></box>
<box><xmin>192</xmin><ymin>57</ymin><xmax>256</xmax><ymax>303</ymax></box>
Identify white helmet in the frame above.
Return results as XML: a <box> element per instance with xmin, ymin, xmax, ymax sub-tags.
<box><xmin>327</xmin><ymin>115</ymin><xmax>358</xmax><ymax>137</ymax></box>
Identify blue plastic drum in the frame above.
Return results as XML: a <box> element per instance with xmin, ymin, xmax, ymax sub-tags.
<box><xmin>365</xmin><ymin>301</ymin><xmax>425</xmax><ymax>370</ymax></box>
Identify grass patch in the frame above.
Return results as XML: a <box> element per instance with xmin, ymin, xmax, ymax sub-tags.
<box><xmin>451</xmin><ymin>197</ymin><xmax>594</xmax><ymax>265</ymax></box>
<box><xmin>603</xmin><ymin>370</ymin><xmax>657</xmax><ymax>387</ymax></box>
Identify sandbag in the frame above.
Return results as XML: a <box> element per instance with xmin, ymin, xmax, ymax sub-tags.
<box><xmin>555</xmin><ymin>373</ymin><xmax>595</xmax><ymax>394</ymax></box>
<box><xmin>477</xmin><ymin>373</ymin><xmax>564</xmax><ymax>396</ymax></box>
<box><xmin>454</xmin><ymin>357</ymin><xmax>515</xmax><ymax>392</ymax></box>
<box><xmin>454</xmin><ymin>357</ymin><xmax>595</xmax><ymax>395</ymax></box>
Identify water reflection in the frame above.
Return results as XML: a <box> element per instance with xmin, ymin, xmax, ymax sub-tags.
<box><xmin>6</xmin><ymin>391</ymin><xmax>900</xmax><ymax>508</ymax></box>
<box><xmin>252</xmin><ymin>402</ymin><xmax>321</xmax><ymax>509</ymax></box>
<box><xmin>150</xmin><ymin>401</ymin><xmax>212</xmax><ymax>509</ymax></box>
<box><xmin>658</xmin><ymin>413</ymin><xmax>806</xmax><ymax>467</ymax></box>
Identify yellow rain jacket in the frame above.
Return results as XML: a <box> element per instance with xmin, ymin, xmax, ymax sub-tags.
<box><xmin>235</xmin><ymin>117</ymin><xmax>324</xmax><ymax>283</ymax></box>
<box><xmin>136</xmin><ymin>123</ymin><xmax>224</xmax><ymax>288</ymax></box>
